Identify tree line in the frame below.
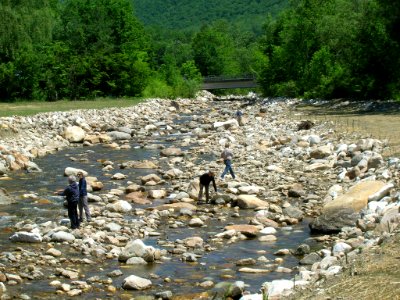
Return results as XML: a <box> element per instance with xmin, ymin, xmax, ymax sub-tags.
<box><xmin>0</xmin><ymin>0</ymin><xmax>399</xmax><ymax>102</ymax></box>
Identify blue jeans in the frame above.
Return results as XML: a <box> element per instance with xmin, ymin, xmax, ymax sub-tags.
<box><xmin>221</xmin><ymin>160</ymin><xmax>235</xmax><ymax>179</ymax></box>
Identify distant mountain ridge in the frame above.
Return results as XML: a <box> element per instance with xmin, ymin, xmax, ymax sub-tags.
<box><xmin>132</xmin><ymin>0</ymin><xmax>288</xmax><ymax>32</ymax></box>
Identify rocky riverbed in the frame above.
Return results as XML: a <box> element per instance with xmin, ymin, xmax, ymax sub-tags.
<box><xmin>0</xmin><ymin>92</ymin><xmax>399</xmax><ymax>299</ymax></box>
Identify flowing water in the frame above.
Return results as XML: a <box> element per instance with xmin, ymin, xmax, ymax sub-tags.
<box><xmin>0</xmin><ymin>111</ymin><xmax>314</xmax><ymax>298</ymax></box>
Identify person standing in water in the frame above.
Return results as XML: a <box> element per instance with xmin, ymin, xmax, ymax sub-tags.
<box><xmin>198</xmin><ymin>170</ymin><xmax>217</xmax><ymax>203</ymax></box>
<box><xmin>77</xmin><ymin>172</ymin><xmax>91</xmax><ymax>222</ymax></box>
<box><xmin>56</xmin><ymin>175</ymin><xmax>80</xmax><ymax>229</ymax></box>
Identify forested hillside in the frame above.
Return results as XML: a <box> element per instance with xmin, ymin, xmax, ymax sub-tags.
<box><xmin>0</xmin><ymin>0</ymin><xmax>399</xmax><ymax>102</ymax></box>
<box><xmin>132</xmin><ymin>0</ymin><xmax>288</xmax><ymax>33</ymax></box>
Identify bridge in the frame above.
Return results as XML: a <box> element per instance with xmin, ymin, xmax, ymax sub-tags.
<box><xmin>201</xmin><ymin>75</ymin><xmax>259</xmax><ymax>90</ymax></box>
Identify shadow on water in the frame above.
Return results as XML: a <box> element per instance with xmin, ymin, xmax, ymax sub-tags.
<box><xmin>0</xmin><ymin>109</ymin><xmax>316</xmax><ymax>298</ymax></box>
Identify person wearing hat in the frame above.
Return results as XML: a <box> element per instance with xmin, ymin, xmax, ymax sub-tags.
<box><xmin>77</xmin><ymin>171</ymin><xmax>91</xmax><ymax>222</ymax></box>
<box><xmin>55</xmin><ymin>175</ymin><xmax>80</xmax><ymax>229</ymax></box>
<box><xmin>198</xmin><ymin>170</ymin><xmax>217</xmax><ymax>203</ymax></box>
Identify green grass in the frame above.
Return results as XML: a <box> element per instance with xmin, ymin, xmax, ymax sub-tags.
<box><xmin>0</xmin><ymin>97</ymin><xmax>145</xmax><ymax>117</ymax></box>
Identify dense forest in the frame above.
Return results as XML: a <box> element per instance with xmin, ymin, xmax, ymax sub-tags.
<box><xmin>0</xmin><ymin>0</ymin><xmax>399</xmax><ymax>102</ymax></box>
<box><xmin>132</xmin><ymin>0</ymin><xmax>288</xmax><ymax>33</ymax></box>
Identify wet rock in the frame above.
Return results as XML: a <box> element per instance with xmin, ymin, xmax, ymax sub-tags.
<box><xmin>236</xmin><ymin>258</ymin><xmax>256</xmax><ymax>266</ymax></box>
<box><xmin>258</xmin><ymin>235</ymin><xmax>277</xmax><ymax>242</ymax></box>
<box><xmin>122</xmin><ymin>275</ymin><xmax>152</xmax><ymax>290</ymax></box>
<box><xmin>225</xmin><ymin>224</ymin><xmax>260</xmax><ymax>237</ymax></box>
<box><xmin>239</xmin><ymin>267</ymin><xmax>270</xmax><ymax>273</ymax></box>
<box><xmin>107</xmin><ymin>270</ymin><xmax>123</xmax><ymax>277</ymax></box>
<box><xmin>293</xmin><ymin>244</ymin><xmax>311</xmax><ymax>256</ymax></box>
<box><xmin>260</xmin><ymin>227</ymin><xmax>277</xmax><ymax>235</ymax></box>
<box><xmin>155</xmin><ymin>291</ymin><xmax>173</xmax><ymax>300</ymax></box>
<box><xmin>55</xmin><ymin>268</ymin><xmax>79</xmax><ymax>280</ymax></box>
<box><xmin>126</xmin><ymin>257</ymin><xmax>148</xmax><ymax>265</ymax></box>
<box><xmin>107</xmin><ymin>131</ymin><xmax>131</xmax><ymax>140</ymax></box>
<box><xmin>183</xmin><ymin>236</ymin><xmax>204</xmax><ymax>248</ymax></box>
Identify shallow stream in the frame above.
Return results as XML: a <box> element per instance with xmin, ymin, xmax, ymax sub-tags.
<box><xmin>0</xmin><ymin>108</ymin><xmax>314</xmax><ymax>298</ymax></box>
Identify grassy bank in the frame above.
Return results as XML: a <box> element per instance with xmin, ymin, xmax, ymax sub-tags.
<box><xmin>0</xmin><ymin>98</ymin><xmax>144</xmax><ymax>117</ymax></box>
<box><xmin>291</xmin><ymin>230</ymin><xmax>400</xmax><ymax>300</ymax></box>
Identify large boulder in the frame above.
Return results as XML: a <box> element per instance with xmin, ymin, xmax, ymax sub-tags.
<box><xmin>236</xmin><ymin>195</ymin><xmax>268</xmax><ymax>209</ymax></box>
<box><xmin>310</xmin><ymin>208</ymin><xmax>361</xmax><ymax>233</ymax></box>
<box><xmin>9</xmin><ymin>232</ymin><xmax>42</xmax><ymax>243</ymax></box>
<box><xmin>323</xmin><ymin>181</ymin><xmax>386</xmax><ymax>212</ymax></box>
<box><xmin>310</xmin><ymin>180</ymin><xmax>385</xmax><ymax>233</ymax></box>
<box><xmin>64</xmin><ymin>126</ymin><xmax>85</xmax><ymax>143</ymax></box>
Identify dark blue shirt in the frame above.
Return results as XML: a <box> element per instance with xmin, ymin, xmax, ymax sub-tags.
<box><xmin>59</xmin><ymin>182</ymin><xmax>79</xmax><ymax>203</ymax></box>
<box><xmin>78</xmin><ymin>178</ymin><xmax>87</xmax><ymax>197</ymax></box>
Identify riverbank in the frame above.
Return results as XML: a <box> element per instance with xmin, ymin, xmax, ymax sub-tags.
<box><xmin>0</xmin><ymin>92</ymin><xmax>399</xmax><ymax>299</ymax></box>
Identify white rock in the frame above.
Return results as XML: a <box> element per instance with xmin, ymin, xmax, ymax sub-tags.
<box><xmin>106</xmin><ymin>200</ymin><xmax>132</xmax><ymax>213</ymax></box>
<box><xmin>368</xmin><ymin>183</ymin><xmax>394</xmax><ymax>202</ymax></box>
<box><xmin>9</xmin><ymin>232</ymin><xmax>42</xmax><ymax>243</ymax></box>
<box><xmin>260</xmin><ymin>227</ymin><xmax>277</xmax><ymax>235</ymax></box>
<box><xmin>51</xmin><ymin>231</ymin><xmax>75</xmax><ymax>242</ymax></box>
<box><xmin>64</xmin><ymin>126</ymin><xmax>85</xmax><ymax>143</ymax></box>
<box><xmin>122</xmin><ymin>275</ymin><xmax>152</xmax><ymax>290</ymax></box>
<box><xmin>332</xmin><ymin>242</ymin><xmax>352</xmax><ymax>256</ymax></box>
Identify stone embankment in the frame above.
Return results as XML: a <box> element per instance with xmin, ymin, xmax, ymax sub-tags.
<box><xmin>0</xmin><ymin>91</ymin><xmax>399</xmax><ymax>299</ymax></box>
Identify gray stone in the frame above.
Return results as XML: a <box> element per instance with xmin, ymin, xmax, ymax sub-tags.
<box><xmin>283</xmin><ymin>206</ymin><xmax>304</xmax><ymax>220</ymax></box>
<box><xmin>299</xmin><ymin>252</ymin><xmax>321</xmax><ymax>265</ymax></box>
<box><xmin>51</xmin><ymin>231</ymin><xmax>75</xmax><ymax>242</ymax></box>
<box><xmin>107</xmin><ymin>131</ymin><xmax>131</xmax><ymax>140</ymax></box>
<box><xmin>309</xmin><ymin>208</ymin><xmax>360</xmax><ymax>233</ymax></box>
